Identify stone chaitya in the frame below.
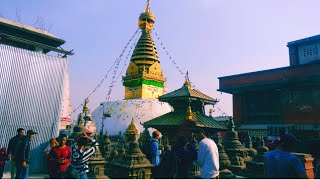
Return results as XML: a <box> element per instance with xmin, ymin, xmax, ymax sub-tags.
<box><xmin>109</xmin><ymin>120</ymin><xmax>153</xmax><ymax>179</ymax></box>
<box><xmin>88</xmin><ymin>136</ymin><xmax>108</xmax><ymax>179</ymax></box>
<box><xmin>214</xmin><ymin>132</ymin><xmax>236</xmax><ymax>179</ymax></box>
<box><xmin>244</xmin><ymin>137</ymin><xmax>268</xmax><ymax>178</ymax></box>
<box><xmin>245</xmin><ymin>132</ymin><xmax>257</xmax><ymax>160</ymax></box>
<box><xmin>223</xmin><ymin>117</ymin><xmax>249</xmax><ymax>175</ymax></box>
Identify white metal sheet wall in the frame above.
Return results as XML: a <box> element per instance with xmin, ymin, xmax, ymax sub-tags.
<box><xmin>0</xmin><ymin>44</ymin><xmax>69</xmax><ymax>173</ymax></box>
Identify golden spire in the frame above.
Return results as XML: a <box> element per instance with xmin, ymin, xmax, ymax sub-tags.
<box><xmin>184</xmin><ymin>71</ymin><xmax>192</xmax><ymax>89</ymax></box>
<box><xmin>82</xmin><ymin>98</ymin><xmax>89</xmax><ymax>115</ymax></box>
<box><xmin>122</xmin><ymin>0</ymin><xmax>166</xmax><ymax>99</ymax></box>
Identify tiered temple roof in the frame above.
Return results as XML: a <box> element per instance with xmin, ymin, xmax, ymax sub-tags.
<box><xmin>145</xmin><ymin>73</ymin><xmax>226</xmax><ymax>130</ymax></box>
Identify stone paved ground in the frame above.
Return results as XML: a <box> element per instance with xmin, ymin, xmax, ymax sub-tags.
<box><xmin>3</xmin><ymin>172</ymin><xmax>48</xmax><ymax>179</ymax></box>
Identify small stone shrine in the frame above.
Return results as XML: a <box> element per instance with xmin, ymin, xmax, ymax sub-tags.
<box><xmin>214</xmin><ymin>132</ymin><xmax>236</xmax><ymax>179</ymax></box>
<box><xmin>115</xmin><ymin>138</ymin><xmax>126</xmax><ymax>158</ymax></box>
<box><xmin>223</xmin><ymin>117</ymin><xmax>249</xmax><ymax>175</ymax></box>
<box><xmin>244</xmin><ymin>137</ymin><xmax>268</xmax><ymax>178</ymax></box>
<box><xmin>88</xmin><ymin>136</ymin><xmax>108</xmax><ymax>179</ymax></box>
<box><xmin>109</xmin><ymin>120</ymin><xmax>153</xmax><ymax>179</ymax></box>
<box><xmin>245</xmin><ymin>132</ymin><xmax>257</xmax><ymax>160</ymax></box>
<box><xmin>102</xmin><ymin>130</ymin><xmax>111</xmax><ymax>159</ymax></box>
<box><xmin>110</xmin><ymin>146</ymin><xmax>119</xmax><ymax>161</ymax></box>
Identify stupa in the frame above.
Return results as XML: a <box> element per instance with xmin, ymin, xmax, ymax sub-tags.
<box><xmin>92</xmin><ymin>0</ymin><xmax>172</xmax><ymax>135</ymax></box>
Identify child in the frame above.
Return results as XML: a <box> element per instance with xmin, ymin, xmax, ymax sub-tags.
<box><xmin>0</xmin><ymin>147</ymin><xmax>9</xmax><ymax>179</ymax></box>
<box><xmin>71</xmin><ymin>133</ymin><xmax>98</xmax><ymax>179</ymax></box>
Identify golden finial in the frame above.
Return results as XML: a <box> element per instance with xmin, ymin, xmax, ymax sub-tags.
<box><xmin>186</xmin><ymin>105</ymin><xmax>193</xmax><ymax>120</ymax></box>
<box><xmin>209</xmin><ymin>108</ymin><xmax>214</xmax><ymax>117</ymax></box>
<box><xmin>145</xmin><ymin>0</ymin><xmax>151</xmax><ymax>13</ymax></box>
<box><xmin>184</xmin><ymin>71</ymin><xmax>192</xmax><ymax>88</ymax></box>
<box><xmin>139</xmin><ymin>0</ymin><xmax>155</xmax><ymax>31</ymax></box>
<box><xmin>186</xmin><ymin>99</ymin><xmax>195</xmax><ymax>120</ymax></box>
<box><xmin>83</xmin><ymin>98</ymin><xmax>89</xmax><ymax>114</ymax></box>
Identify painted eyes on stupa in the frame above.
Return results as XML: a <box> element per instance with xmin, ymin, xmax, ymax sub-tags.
<box><xmin>139</xmin><ymin>19</ymin><xmax>154</xmax><ymax>29</ymax></box>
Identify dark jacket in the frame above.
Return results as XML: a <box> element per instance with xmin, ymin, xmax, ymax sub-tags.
<box><xmin>7</xmin><ymin>135</ymin><xmax>22</xmax><ymax>156</ymax></box>
<box><xmin>14</xmin><ymin>136</ymin><xmax>31</xmax><ymax>164</ymax></box>
<box><xmin>158</xmin><ymin>150</ymin><xmax>180</xmax><ymax>179</ymax></box>
<box><xmin>174</xmin><ymin>144</ymin><xmax>197</xmax><ymax>179</ymax></box>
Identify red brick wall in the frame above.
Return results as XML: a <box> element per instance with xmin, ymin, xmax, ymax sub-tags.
<box><xmin>233</xmin><ymin>95</ymin><xmax>243</xmax><ymax>122</ymax></box>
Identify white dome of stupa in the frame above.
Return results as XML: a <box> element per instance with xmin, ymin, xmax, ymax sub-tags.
<box><xmin>91</xmin><ymin>99</ymin><xmax>172</xmax><ymax>135</ymax></box>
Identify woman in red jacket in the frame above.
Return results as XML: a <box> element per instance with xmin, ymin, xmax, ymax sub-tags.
<box><xmin>0</xmin><ymin>147</ymin><xmax>9</xmax><ymax>179</ymax></box>
<box><xmin>48</xmin><ymin>134</ymin><xmax>71</xmax><ymax>179</ymax></box>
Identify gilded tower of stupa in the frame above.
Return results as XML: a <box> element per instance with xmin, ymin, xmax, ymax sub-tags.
<box><xmin>123</xmin><ymin>1</ymin><xmax>166</xmax><ymax>99</ymax></box>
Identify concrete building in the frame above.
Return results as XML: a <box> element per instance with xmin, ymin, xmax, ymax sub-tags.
<box><xmin>0</xmin><ymin>17</ymin><xmax>72</xmax><ymax>172</ymax></box>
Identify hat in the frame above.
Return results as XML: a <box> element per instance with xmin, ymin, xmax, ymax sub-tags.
<box><xmin>27</xmin><ymin>130</ymin><xmax>37</xmax><ymax>135</ymax></box>
<box><xmin>153</xmin><ymin>130</ymin><xmax>161</xmax><ymax>136</ymax></box>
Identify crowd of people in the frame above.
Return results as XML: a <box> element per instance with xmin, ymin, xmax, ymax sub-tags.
<box><xmin>0</xmin><ymin>128</ymin><xmax>98</xmax><ymax>179</ymax></box>
<box><xmin>0</xmin><ymin>127</ymin><xmax>319</xmax><ymax>179</ymax></box>
<box><xmin>144</xmin><ymin>129</ymin><xmax>220</xmax><ymax>179</ymax></box>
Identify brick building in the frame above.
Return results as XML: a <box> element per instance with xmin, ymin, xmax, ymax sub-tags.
<box><xmin>218</xmin><ymin>35</ymin><xmax>320</xmax><ymax>140</ymax></box>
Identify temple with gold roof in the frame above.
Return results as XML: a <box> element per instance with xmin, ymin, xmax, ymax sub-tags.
<box><xmin>144</xmin><ymin>73</ymin><xmax>227</xmax><ymax>143</ymax></box>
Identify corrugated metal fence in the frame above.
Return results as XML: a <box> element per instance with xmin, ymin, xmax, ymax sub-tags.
<box><xmin>0</xmin><ymin>44</ymin><xmax>69</xmax><ymax>173</ymax></box>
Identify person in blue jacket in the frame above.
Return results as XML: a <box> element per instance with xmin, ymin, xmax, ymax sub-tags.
<box><xmin>150</xmin><ymin>130</ymin><xmax>163</xmax><ymax>178</ymax></box>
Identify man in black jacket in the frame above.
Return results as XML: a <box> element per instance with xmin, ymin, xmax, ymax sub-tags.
<box><xmin>7</xmin><ymin>128</ymin><xmax>24</xmax><ymax>179</ymax></box>
<box><xmin>14</xmin><ymin>130</ymin><xmax>37</xmax><ymax>179</ymax></box>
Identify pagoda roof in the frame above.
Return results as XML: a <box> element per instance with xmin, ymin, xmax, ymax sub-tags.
<box><xmin>144</xmin><ymin>112</ymin><xmax>227</xmax><ymax>130</ymax></box>
<box><xmin>159</xmin><ymin>84</ymin><xmax>218</xmax><ymax>104</ymax></box>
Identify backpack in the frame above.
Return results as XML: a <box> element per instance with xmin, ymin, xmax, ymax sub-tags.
<box><xmin>142</xmin><ymin>139</ymin><xmax>157</xmax><ymax>162</ymax></box>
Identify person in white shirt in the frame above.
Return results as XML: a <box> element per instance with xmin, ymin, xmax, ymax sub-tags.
<box><xmin>193</xmin><ymin>128</ymin><xmax>219</xmax><ymax>179</ymax></box>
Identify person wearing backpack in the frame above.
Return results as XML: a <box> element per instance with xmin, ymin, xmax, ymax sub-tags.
<box><xmin>150</xmin><ymin>130</ymin><xmax>163</xmax><ymax>178</ymax></box>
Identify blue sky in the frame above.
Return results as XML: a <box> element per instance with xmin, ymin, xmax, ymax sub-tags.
<box><xmin>1</xmin><ymin>0</ymin><xmax>320</xmax><ymax>119</ymax></box>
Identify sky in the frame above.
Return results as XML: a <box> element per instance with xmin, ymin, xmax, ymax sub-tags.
<box><xmin>1</xmin><ymin>0</ymin><xmax>320</xmax><ymax>119</ymax></box>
